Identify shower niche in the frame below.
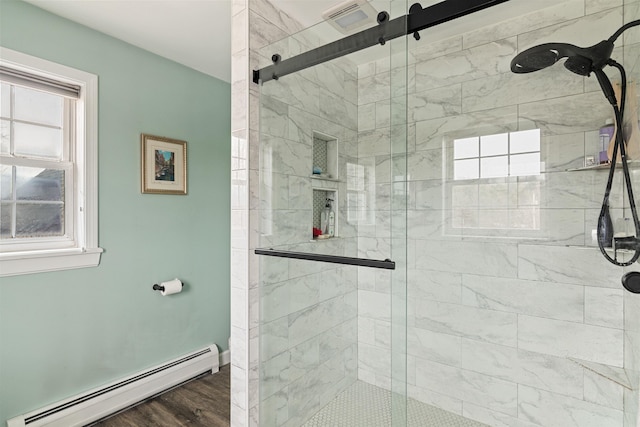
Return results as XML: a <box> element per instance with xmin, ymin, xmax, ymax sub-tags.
<box><xmin>311</xmin><ymin>131</ymin><xmax>339</xmax><ymax>239</ymax></box>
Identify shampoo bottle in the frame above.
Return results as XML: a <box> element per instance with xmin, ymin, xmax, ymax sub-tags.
<box><xmin>328</xmin><ymin>201</ymin><xmax>335</xmax><ymax>237</ymax></box>
<box><xmin>599</xmin><ymin>119</ymin><xmax>615</xmax><ymax>164</ymax></box>
<box><xmin>321</xmin><ymin>198</ymin><xmax>333</xmax><ymax>235</ymax></box>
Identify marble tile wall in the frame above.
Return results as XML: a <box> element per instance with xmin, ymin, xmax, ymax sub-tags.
<box><xmin>356</xmin><ymin>1</ymin><xmax>640</xmax><ymax>426</ymax></box>
<box><xmin>242</xmin><ymin>2</ymin><xmax>361</xmax><ymax>425</ymax></box>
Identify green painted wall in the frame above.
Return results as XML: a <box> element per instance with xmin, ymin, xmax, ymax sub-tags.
<box><xmin>0</xmin><ymin>1</ymin><xmax>231</xmax><ymax>423</ymax></box>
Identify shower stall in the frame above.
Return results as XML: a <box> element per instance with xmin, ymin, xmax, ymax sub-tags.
<box><xmin>230</xmin><ymin>0</ymin><xmax>640</xmax><ymax>425</ymax></box>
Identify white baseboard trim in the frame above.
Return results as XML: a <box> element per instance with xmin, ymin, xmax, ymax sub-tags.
<box><xmin>7</xmin><ymin>345</ymin><xmax>219</xmax><ymax>427</ymax></box>
<box><xmin>220</xmin><ymin>349</ymin><xmax>231</xmax><ymax>366</ymax></box>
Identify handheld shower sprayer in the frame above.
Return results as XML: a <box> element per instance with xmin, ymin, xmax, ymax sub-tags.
<box><xmin>511</xmin><ymin>20</ymin><xmax>640</xmax><ymax>267</ymax></box>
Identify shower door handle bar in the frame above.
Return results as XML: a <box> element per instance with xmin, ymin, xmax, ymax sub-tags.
<box><xmin>255</xmin><ymin>248</ymin><xmax>396</xmax><ymax>270</ymax></box>
<box><xmin>253</xmin><ymin>0</ymin><xmax>509</xmax><ymax>84</ymax></box>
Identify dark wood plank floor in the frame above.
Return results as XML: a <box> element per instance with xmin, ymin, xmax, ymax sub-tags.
<box><xmin>93</xmin><ymin>364</ymin><xmax>230</xmax><ymax>427</ymax></box>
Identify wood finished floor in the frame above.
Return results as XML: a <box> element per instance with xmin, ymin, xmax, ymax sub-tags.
<box><xmin>93</xmin><ymin>364</ymin><xmax>230</xmax><ymax>427</ymax></box>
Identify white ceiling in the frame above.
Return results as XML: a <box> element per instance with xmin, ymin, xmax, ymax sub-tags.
<box><xmin>23</xmin><ymin>0</ymin><xmax>559</xmax><ymax>83</ymax></box>
<box><xmin>25</xmin><ymin>0</ymin><xmax>232</xmax><ymax>83</ymax></box>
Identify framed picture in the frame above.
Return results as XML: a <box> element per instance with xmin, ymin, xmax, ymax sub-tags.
<box><xmin>141</xmin><ymin>134</ymin><xmax>187</xmax><ymax>195</ymax></box>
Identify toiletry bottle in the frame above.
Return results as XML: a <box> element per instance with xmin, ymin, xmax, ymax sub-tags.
<box><xmin>321</xmin><ymin>198</ymin><xmax>332</xmax><ymax>235</ymax></box>
<box><xmin>599</xmin><ymin>119</ymin><xmax>615</xmax><ymax>164</ymax></box>
<box><xmin>328</xmin><ymin>200</ymin><xmax>335</xmax><ymax>237</ymax></box>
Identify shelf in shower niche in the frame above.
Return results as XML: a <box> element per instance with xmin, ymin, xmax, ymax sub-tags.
<box><xmin>310</xmin><ymin>175</ymin><xmax>341</xmax><ymax>182</ymax></box>
<box><xmin>567</xmin><ymin>160</ymin><xmax>640</xmax><ymax>172</ymax></box>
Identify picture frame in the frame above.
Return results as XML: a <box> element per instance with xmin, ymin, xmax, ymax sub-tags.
<box><xmin>141</xmin><ymin>133</ymin><xmax>187</xmax><ymax>195</ymax></box>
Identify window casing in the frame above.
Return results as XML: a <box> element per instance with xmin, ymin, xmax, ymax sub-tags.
<box><xmin>0</xmin><ymin>48</ymin><xmax>101</xmax><ymax>276</ymax></box>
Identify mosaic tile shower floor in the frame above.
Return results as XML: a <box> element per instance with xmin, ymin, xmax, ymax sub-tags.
<box><xmin>301</xmin><ymin>381</ymin><xmax>488</xmax><ymax>427</ymax></box>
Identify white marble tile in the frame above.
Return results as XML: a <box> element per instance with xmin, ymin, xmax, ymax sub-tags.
<box><xmin>250</xmin><ymin>0</ymin><xmax>302</xmax><ymax>33</ymax></box>
<box><xmin>414</xmin><ymin>239</ymin><xmax>518</xmax><ymax>278</ymax></box>
<box><xmin>463</xmin><ymin>402</ymin><xmax>541</xmax><ymax>427</ymax></box>
<box><xmin>518</xmin><ymin>315</ymin><xmax>623</xmax><ymax>367</ymax></box>
<box><xmin>415</xmin><ymin>37</ymin><xmax>517</xmax><ymax>92</ymax></box>
<box><xmin>232</xmin><ymin>403</ymin><xmax>249</xmax><ymax>427</ymax></box>
<box><xmin>584</xmin><ymin>368</ymin><xmax>625</xmax><ymax>410</ymax></box>
<box><xmin>407</xmin><ymin>384</ymin><xmax>463</xmax><ymax>415</ymax></box>
<box><xmin>518</xmin><ymin>244</ymin><xmax>624</xmax><ymax>288</ymax></box>
<box><xmin>461</xmin><ymin>275</ymin><xmax>584</xmax><ymax>322</ymax></box>
<box><xmin>414</xmin><ymin>359</ymin><xmax>518</xmax><ymax>416</ymax></box>
<box><xmin>408</xmin><ymin>35</ymin><xmax>463</xmax><ymax>65</ymax></box>
<box><xmin>462</xmin><ymin>68</ymin><xmax>584</xmax><ymax>113</ymax></box>
<box><xmin>260</xmin><ymin>317</ymin><xmax>288</xmax><ymax>361</ymax></box>
<box><xmin>414</xmin><ymin>106</ymin><xmax>519</xmax><ymax>151</ymax></box>
<box><xmin>542</xmin><ymin>131</ymin><xmax>586</xmax><ymax>172</ymax></box>
<box><xmin>587</xmin><ymin>0</ymin><xmax>624</xmax><ymax>14</ymax></box>
<box><xmin>461</xmin><ymin>339</ymin><xmax>584</xmax><ymax>399</ymax></box>
<box><xmin>357</xmin><ymin>127</ymin><xmax>391</xmax><ymax>157</ymax></box>
<box><xmin>261</xmin><ymin>351</ymin><xmax>290</xmax><ymax>398</ymax></box>
<box><xmin>463</xmin><ymin>1</ymin><xmax>585</xmax><ymax>49</ymax></box>
<box><xmin>358</xmin><ymin>71</ymin><xmax>390</xmax><ymax>106</ymax></box>
<box><xmin>249</xmin><ymin>10</ymin><xmax>289</xmax><ymax>51</ymax></box>
<box><xmin>409</xmin><ymin>84</ymin><xmax>462</xmax><ymax>122</ymax></box>
<box><xmin>518</xmin><ymin>384</ymin><xmax>624</xmax><ymax>427</ymax></box>
<box><xmin>585</xmin><ymin>286</ymin><xmax>624</xmax><ymax>329</ymax></box>
<box><xmin>407</xmin><ymin>149</ymin><xmax>443</xmax><ymax>181</ymax></box>
<box><xmin>517</xmin><ymin>8</ymin><xmax>623</xmax><ymax>52</ymax></box>
<box><xmin>232</xmin><ymin>324</ymin><xmax>248</xmax><ymax>370</ymax></box>
<box><xmin>408</xmin><ymin>268</ymin><xmax>462</xmax><ymax>304</ymax></box>
<box><xmin>414</xmin><ymin>299</ymin><xmax>517</xmax><ymax>347</ymax></box>
<box><xmin>358</xmin><ymin>342</ymin><xmax>391</xmax><ymax>377</ymax></box>
<box><xmin>358</xmin><ymin>289</ymin><xmax>391</xmax><ymax>322</ymax></box>
<box><xmin>518</xmin><ymin>91</ymin><xmax>613</xmax><ymax>136</ymax></box>
<box><xmin>358</xmin><ymin>102</ymin><xmax>376</xmax><ymax>131</ymax></box>
<box><xmin>408</xmin><ymin>327</ymin><xmax>461</xmax><ymax>366</ymax></box>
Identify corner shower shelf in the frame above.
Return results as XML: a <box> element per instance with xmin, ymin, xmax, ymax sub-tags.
<box><xmin>310</xmin><ymin>175</ymin><xmax>341</xmax><ymax>182</ymax></box>
<box><xmin>567</xmin><ymin>160</ymin><xmax>640</xmax><ymax>172</ymax></box>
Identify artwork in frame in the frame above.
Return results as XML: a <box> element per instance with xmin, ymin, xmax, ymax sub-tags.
<box><xmin>141</xmin><ymin>134</ymin><xmax>187</xmax><ymax>194</ymax></box>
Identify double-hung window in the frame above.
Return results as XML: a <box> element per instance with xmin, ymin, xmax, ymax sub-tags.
<box><xmin>0</xmin><ymin>48</ymin><xmax>101</xmax><ymax>276</ymax></box>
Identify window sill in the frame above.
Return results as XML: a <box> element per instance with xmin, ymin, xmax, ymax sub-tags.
<box><xmin>0</xmin><ymin>247</ymin><xmax>103</xmax><ymax>277</ymax></box>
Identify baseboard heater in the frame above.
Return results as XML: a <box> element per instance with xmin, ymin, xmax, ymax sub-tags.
<box><xmin>7</xmin><ymin>345</ymin><xmax>219</xmax><ymax>427</ymax></box>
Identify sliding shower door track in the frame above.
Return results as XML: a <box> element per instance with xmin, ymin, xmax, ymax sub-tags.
<box><xmin>255</xmin><ymin>248</ymin><xmax>396</xmax><ymax>270</ymax></box>
<box><xmin>253</xmin><ymin>0</ymin><xmax>509</xmax><ymax>84</ymax></box>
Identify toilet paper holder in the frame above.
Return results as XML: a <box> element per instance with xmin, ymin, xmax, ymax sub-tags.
<box><xmin>152</xmin><ymin>281</ymin><xmax>184</xmax><ymax>292</ymax></box>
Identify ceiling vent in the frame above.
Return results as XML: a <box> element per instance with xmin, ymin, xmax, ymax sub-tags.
<box><xmin>322</xmin><ymin>0</ymin><xmax>379</xmax><ymax>35</ymax></box>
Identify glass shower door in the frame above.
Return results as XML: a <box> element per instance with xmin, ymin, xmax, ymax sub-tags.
<box><xmin>255</xmin><ymin>1</ymin><xmax>408</xmax><ymax>424</ymax></box>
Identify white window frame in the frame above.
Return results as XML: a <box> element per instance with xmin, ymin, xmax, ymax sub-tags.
<box><xmin>0</xmin><ymin>47</ymin><xmax>102</xmax><ymax>276</ymax></box>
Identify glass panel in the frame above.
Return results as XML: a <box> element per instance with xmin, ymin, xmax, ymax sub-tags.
<box><xmin>1</xmin><ymin>119</ymin><xmax>9</xmax><ymax>154</ymax></box>
<box><xmin>13</xmin><ymin>122</ymin><xmax>62</xmax><ymax>159</ymax></box>
<box><xmin>14</xmin><ymin>86</ymin><xmax>63</xmax><ymax>127</ymax></box>
<box><xmin>0</xmin><ymin>83</ymin><xmax>9</xmax><ymax>118</ymax></box>
<box><xmin>15</xmin><ymin>167</ymin><xmax>64</xmax><ymax>201</ymax></box>
<box><xmin>0</xmin><ymin>165</ymin><xmax>12</xmax><ymax>200</ymax></box>
<box><xmin>0</xmin><ymin>202</ymin><xmax>12</xmax><ymax>238</ymax></box>
<box><xmin>480</xmin><ymin>133</ymin><xmax>508</xmax><ymax>156</ymax></box>
<box><xmin>510</xmin><ymin>128</ymin><xmax>540</xmax><ymax>153</ymax></box>
<box><xmin>510</xmin><ymin>153</ymin><xmax>540</xmax><ymax>176</ymax></box>
<box><xmin>257</xmin><ymin>0</ymin><xmax>408</xmax><ymax>425</ymax></box>
<box><xmin>15</xmin><ymin>202</ymin><xmax>63</xmax><ymax>237</ymax></box>
<box><xmin>480</xmin><ymin>155</ymin><xmax>508</xmax><ymax>178</ymax></box>
<box><xmin>405</xmin><ymin>2</ymin><xmax>640</xmax><ymax>425</ymax></box>
<box><xmin>453</xmin><ymin>136</ymin><xmax>478</xmax><ymax>159</ymax></box>
<box><xmin>453</xmin><ymin>158</ymin><xmax>479</xmax><ymax>180</ymax></box>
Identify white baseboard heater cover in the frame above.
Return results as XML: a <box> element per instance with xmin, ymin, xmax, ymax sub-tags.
<box><xmin>7</xmin><ymin>345</ymin><xmax>219</xmax><ymax>427</ymax></box>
